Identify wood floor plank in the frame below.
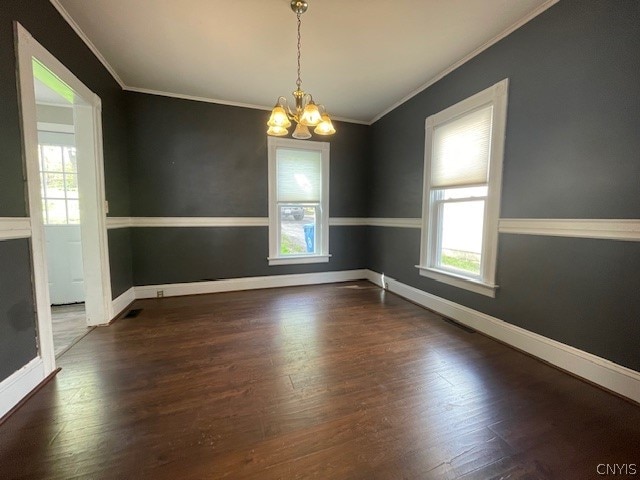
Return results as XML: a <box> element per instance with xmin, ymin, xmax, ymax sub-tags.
<box><xmin>1</xmin><ymin>281</ymin><xmax>639</xmax><ymax>479</ymax></box>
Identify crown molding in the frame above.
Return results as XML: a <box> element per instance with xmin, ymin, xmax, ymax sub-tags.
<box><xmin>49</xmin><ymin>0</ymin><xmax>125</xmax><ymax>89</ymax></box>
<box><xmin>123</xmin><ymin>87</ymin><xmax>369</xmax><ymax>125</ymax></box>
<box><xmin>369</xmin><ymin>0</ymin><xmax>560</xmax><ymax>124</ymax></box>
<box><xmin>46</xmin><ymin>2</ymin><xmax>366</xmax><ymax>123</ymax></box>
<box><xmin>50</xmin><ymin>0</ymin><xmax>559</xmax><ymax>126</ymax></box>
<box><xmin>123</xmin><ymin>87</ymin><xmax>273</xmax><ymax>112</ymax></box>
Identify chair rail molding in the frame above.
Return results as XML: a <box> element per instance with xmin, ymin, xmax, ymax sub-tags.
<box><xmin>499</xmin><ymin>218</ymin><xmax>640</xmax><ymax>242</ymax></box>
<box><xmin>105</xmin><ymin>217</ymin><xmax>640</xmax><ymax>243</ymax></box>
<box><xmin>0</xmin><ymin>217</ymin><xmax>32</xmax><ymax>241</ymax></box>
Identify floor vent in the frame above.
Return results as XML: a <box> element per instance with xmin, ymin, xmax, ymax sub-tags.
<box><xmin>124</xmin><ymin>308</ymin><xmax>143</xmax><ymax>318</ymax></box>
<box><xmin>443</xmin><ymin>317</ymin><xmax>476</xmax><ymax>333</ymax></box>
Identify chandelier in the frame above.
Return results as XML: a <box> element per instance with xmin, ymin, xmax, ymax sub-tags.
<box><xmin>267</xmin><ymin>0</ymin><xmax>336</xmax><ymax>139</ymax></box>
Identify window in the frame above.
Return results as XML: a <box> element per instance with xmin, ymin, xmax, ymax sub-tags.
<box><xmin>268</xmin><ymin>137</ymin><xmax>330</xmax><ymax>265</ymax></box>
<box><xmin>38</xmin><ymin>131</ymin><xmax>79</xmax><ymax>225</ymax></box>
<box><xmin>418</xmin><ymin>79</ymin><xmax>508</xmax><ymax>297</ymax></box>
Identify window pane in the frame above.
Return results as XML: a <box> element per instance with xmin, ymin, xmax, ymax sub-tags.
<box><xmin>38</xmin><ymin>145</ymin><xmax>43</xmax><ymax>172</ymax></box>
<box><xmin>431</xmin><ymin>105</ymin><xmax>493</xmax><ymax>188</ymax></box>
<box><xmin>438</xmin><ymin>200</ymin><xmax>484</xmax><ymax>276</ymax></box>
<box><xmin>45</xmin><ymin>199</ymin><xmax>67</xmax><ymax>224</ymax></box>
<box><xmin>63</xmin><ymin>147</ymin><xmax>77</xmax><ymax>173</ymax></box>
<box><xmin>277</xmin><ymin>149</ymin><xmax>322</xmax><ymax>202</ymax></box>
<box><xmin>44</xmin><ymin>173</ymin><xmax>65</xmax><ymax>198</ymax></box>
<box><xmin>40</xmin><ymin>172</ymin><xmax>46</xmax><ymax>197</ymax></box>
<box><xmin>65</xmin><ymin>174</ymin><xmax>79</xmax><ymax>198</ymax></box>
<box><xmin>280</xmin><ymin>205</ymin><xmax>316</xmax><ymax>255</ymax></box>
<box><xmin>42</xmin><ymin>145</ymin><xmax>63</xmax><ymax>171</ymax></box>
<box><xmin>67</xmin><ymin>199</ymin><xmax>80</xmax><ymax>224</ymax></box>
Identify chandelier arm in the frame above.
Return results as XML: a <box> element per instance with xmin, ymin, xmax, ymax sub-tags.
<box><xmin>278</xmin><ymin>96</ymin><xmax>296</xmax><ymax>120</ymax></box>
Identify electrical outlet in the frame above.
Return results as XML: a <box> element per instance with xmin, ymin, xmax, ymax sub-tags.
<box><xmin>157</xmin><ymin>290</ymin><xmax>164</xmax><ymax>298</ymax></box>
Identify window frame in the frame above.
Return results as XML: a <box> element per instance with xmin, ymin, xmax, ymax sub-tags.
<box><xmin>267</xmin><ymin>137</ymin><xmax>330</xmax><ymax>266</ymax></box>
<box><xmin>38</xmin><ymin>131</ymin><xmax>79</xmax><ymax>225</ymax></box>
<box><xmin>417</xmin><ymin>78</ymin><xmax>509</xmax><ymax>297</ymax></box>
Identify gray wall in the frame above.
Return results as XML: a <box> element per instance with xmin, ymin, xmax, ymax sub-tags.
<box><xmin>0</xmin><ymin>0</ymin><xmax>132</xmax><ymax>382</ymax></box>
<box><xmin>0</xmin><ymin>240</ymin><xmax>38</xmax><ymax>381</ymax></box>
<box><xmin>108</xmin><ymin>229</ymin><xmax>134</xmax><ymax>300</ymax></box>
<box><xmin>132</xmin><ymin>227</ymin><xmax>367</xmax><ymax>286</ymax></box>
<box><xmin>126</xmin><ymin>92</ymin><xmax>370</xmax><ymax>285</ymax></box>
<box><xmin>1</xmin><ymin>0</ymin><xmax>638</xmax><ymax>389</ymax></box>
<box><xmin>368</xmin><ymin>0</ymin><xmax>640</xmax><ymax>371</ymax></box>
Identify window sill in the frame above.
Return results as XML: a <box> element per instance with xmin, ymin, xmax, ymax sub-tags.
<box><xmin>415</xmin><ymin>265</ymin><xmax>498</xmax><ymax>298</ymax></box>
<box><xmin>268</xmin><ymin>254</ymin><xmax>331</xmax><ymax>266</ymax></box>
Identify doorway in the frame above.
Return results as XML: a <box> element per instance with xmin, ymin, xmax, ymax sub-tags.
<box><xmin>34</xmin><ymin>77</ymin><xmax>90</xmax><ymax>356</ymax></box>
<box><xmin>16</xmin><ymin>23</ymin><xmax>113</xmax><ymax>374</ymax></box>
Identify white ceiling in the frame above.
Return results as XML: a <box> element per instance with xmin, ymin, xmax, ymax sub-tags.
<box><xmin>55</xmin><ymin>0</ymin><xmax>554</xmax><ymax>123</ymax></box>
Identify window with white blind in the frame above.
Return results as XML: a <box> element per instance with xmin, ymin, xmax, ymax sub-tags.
<box><xmin>418</xmin><ymin>79</ymin><xmax>508</xmax><ymax>297</ymax></box>
<box><xmin>268</xmin><ymin>137</ymin><xmax>330</xmax><ymax>265</ymax></box>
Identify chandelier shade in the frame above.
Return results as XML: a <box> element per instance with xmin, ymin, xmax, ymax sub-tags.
<box><xmin>267</xmin><ymin>105</ymin><xmax>292</xmax><ymax>128</ymax></box>
<box><xmin>314</xmin><ymin>113</ymin><xmax>336</xmax><ymax>135</ymax></box>
<box><xmin>299</xmin><ymin>102</ymin><xmax>322</xmax><ymax>126</ymax></box>
<box><xmin>292</xmin><ymin>123</ymin><xmax>312</xmax><ymax>140</ymax></box>
<box><xmin>266</xmin><ymin>1</ymin><xmax>335</xmax><ymax>139</ymax></box>
<box><xmin>267</xmin><ymin>125</ymin><xmax>289</xmax><ymax>136</ymax></box>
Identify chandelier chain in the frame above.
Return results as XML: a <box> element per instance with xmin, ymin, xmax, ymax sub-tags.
<box><xmin>296</xmin><ymin>12</ymin><xmax>302</xmax><ymax>89</ymax></box>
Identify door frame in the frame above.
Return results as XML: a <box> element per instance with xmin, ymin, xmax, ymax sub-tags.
<box><xmin>15</xmin><ymin>22</ymin><xmax>113</xmax><ymax>374</ymax></box>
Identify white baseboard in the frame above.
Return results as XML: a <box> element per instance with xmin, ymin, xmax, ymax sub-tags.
<box><xmin>111</xmin><ymin>287</ymin><xmax>136</xmax><ymax>319</ymax></box>
<box><xmin>134</xmin><ymin>269</ymin><xmax>369</xmax><ymax>299</ymax></box>
<box><xmin>365</xmin><ymin>270</ymin><xmax>640</xmax><ymax>404</ymax></box>
<box><xmin>0</xmin><ymin>357</ymin><xmax>45</xmax><ymax>419</ymax></box>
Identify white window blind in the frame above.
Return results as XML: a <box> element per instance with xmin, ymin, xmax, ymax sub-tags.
<box><xmin>430</xmin><ymin>105</ymin><xmax>493</xmax><ymax>188</ymax></box>
<box><xmin>277</xmin><ymin>148</ymin><xmax>322</xmax><ymax>202</ymax></box>
<box><xmin>38</xmin><ymin>131</ymin><xmax>74</xmax><ymax>146</ymax></box>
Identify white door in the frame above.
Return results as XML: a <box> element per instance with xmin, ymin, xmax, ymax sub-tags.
<box><xmin>38</xmin><ymin>130</ymin><xmax>85</xmax><ymax>305</ymax></box>
<box><xmin>45</xmin><ymin>225</ymin><xmax>85</xmax><ymax>304</ymax></box>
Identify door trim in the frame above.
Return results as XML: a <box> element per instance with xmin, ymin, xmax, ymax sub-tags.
<box><xmin>15</xmin><ymin>22</ymin><xmax>113</xmax><ymax>376</ymax></box>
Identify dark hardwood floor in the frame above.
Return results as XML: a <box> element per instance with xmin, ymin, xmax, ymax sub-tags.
<box><xmin>1</xmin><ymin>281</ymin><xmax>638</xmax><ymax>479</ymax></box>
